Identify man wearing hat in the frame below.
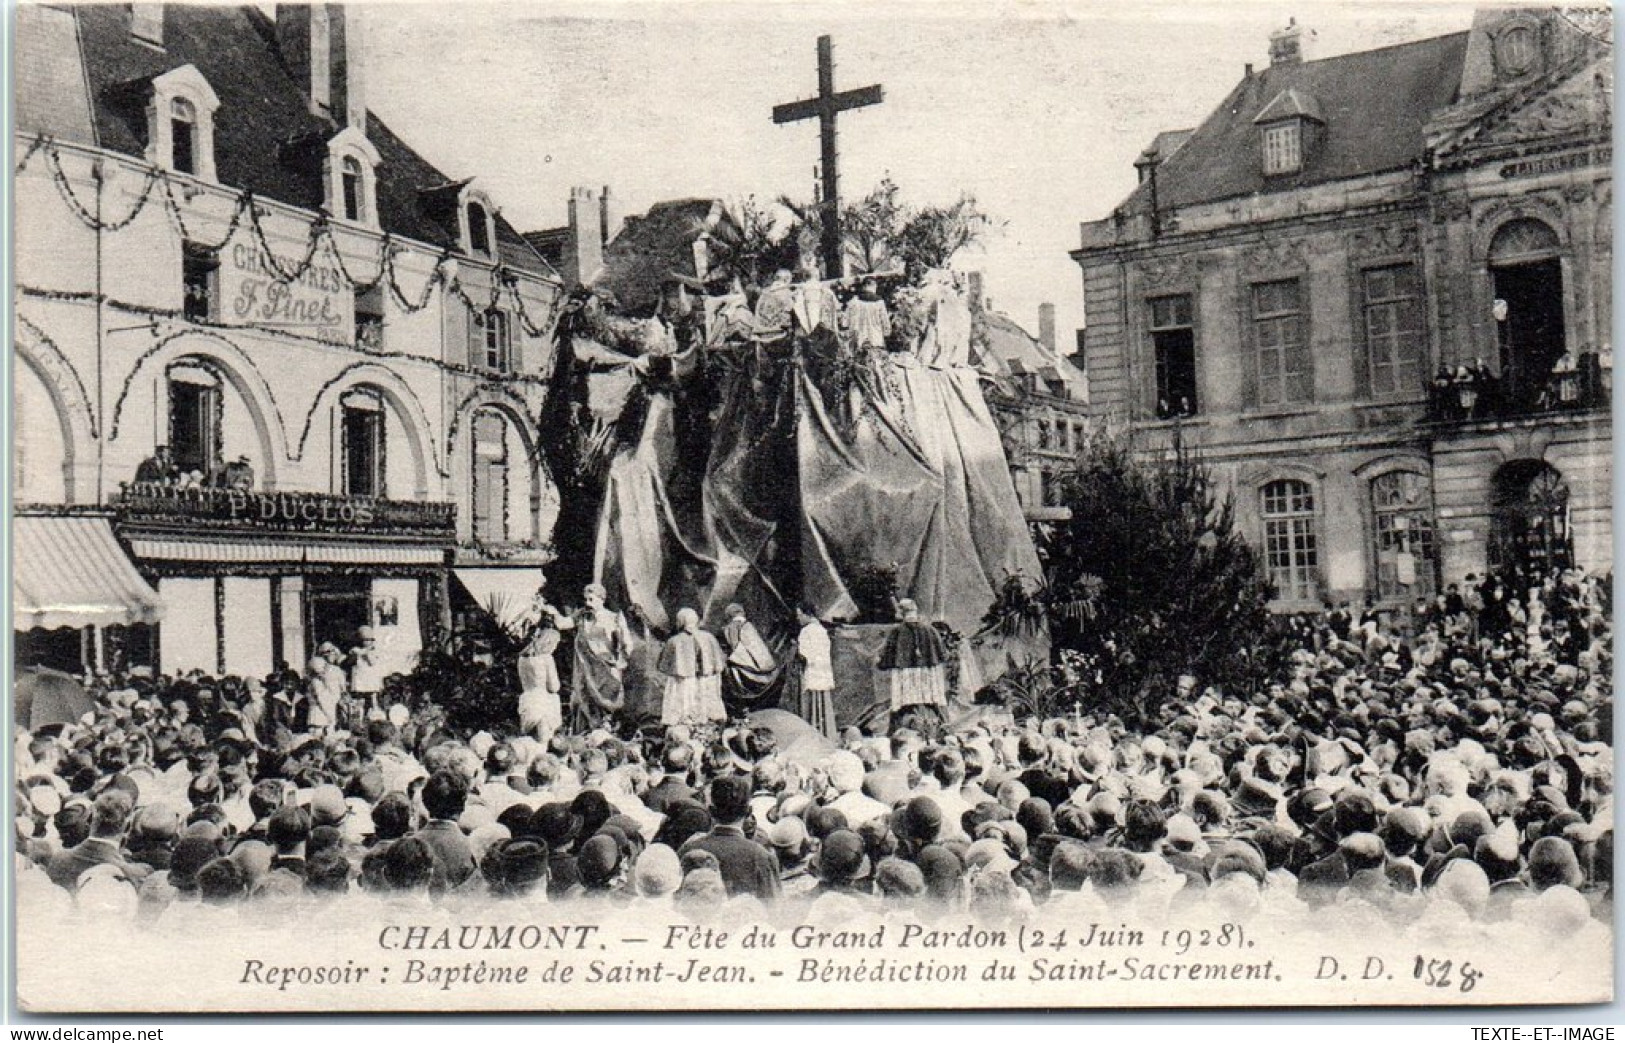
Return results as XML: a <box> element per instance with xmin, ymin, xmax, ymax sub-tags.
<box><xmin>679</xmin><ymin>775</ymin><xmax>780</xmax><ymax>902</ymax></box>
<box><xmin>46</xmin><ymin>791</ymin><xmax>147</xmax><ymax>890</ymax></box>
<box><xmin>876</xmin><ymin>600</ymin><xmax>949</xmax><ymax>727</ymax></box>
<box><xmin>812</xmin><ymin>828</ymin><xmax>872</xmax><ymax>895</ymax></box>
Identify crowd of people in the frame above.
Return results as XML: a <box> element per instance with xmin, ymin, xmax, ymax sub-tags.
<box><xmin>15</xmin><ymin>567</ymin><xmax>1612</xmax><ymax>942</ymax></box>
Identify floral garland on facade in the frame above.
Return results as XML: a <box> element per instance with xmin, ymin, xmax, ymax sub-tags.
<box><xmin>18</xmin><ymin>134</ymin><xmax>563</xmax><ymax>337</ymax></box>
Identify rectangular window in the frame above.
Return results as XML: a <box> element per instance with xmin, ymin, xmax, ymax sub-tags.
<box><xmin>471</xmin><ymin>413</ymin><xmax>509</xmax><ymax>544</ymax></box>
<box><xmin>168</xmin><ymin>378</ymin><xmax>218</xmax><ymax>478</ymax></box>
<box><xmin>1252</xmin><ymin>279</ymin><xmax>1311</xmax><ymax>407</ymax></box>
<box><xmin>182</xmin><ymin>243</ymin><xmax>219</xmax><ymax>322</ymax></box>
<box><xmin>1262</xmin><ymin>123</ymin><xmax>1301</xmax><ymax>175</ymax></box>
<box><xmin>342</xmin><ymin>404</ymin><xmax>385</xmax><ymax>498</ymax></box>
<box><xmin>342</xmin><ymin>170</ymin><xmax>363</xmax><ymax>223</ymax></box>
<box><xmin>172</xmin><ymin>120</ymin><xmax>195</xmax><ymax>175</ymax></box>
<box><xmin>355</xmin><ymin>286</ymin><xmax>385</xmax><ymax>351</ymax></box>
<box><xmin>1262</xmin><ymin>479</ymin><xmax>1318</xmax><ymax>603</ymax></box>
<box><xmin>1363</xmin><ymin>264</ymin><xmax>1422</xmax><ymax>398</ymax></box>
<box><xmin>1264</xmin><ymin>514</ymin><xmax>1318</xmax><ymax>601</ymax></box>
<box><xmin>1149</xmin><ymin>294</ymin><xmax>1198</xmax><ymax>418</ymax></box>
<box><xmin>474</xmin><ymin>309</ymin><xmax>512</xmax><ymax>373</ymax></box>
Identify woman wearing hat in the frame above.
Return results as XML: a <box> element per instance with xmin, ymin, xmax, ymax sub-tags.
<box><xmin>305</xmin><ymin>644</ymin><xmax>347</xmax><ymax>734</ymax></box>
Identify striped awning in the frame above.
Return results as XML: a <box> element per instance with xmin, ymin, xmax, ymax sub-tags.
<box><xmin>127</xmin><ymin>538</ymin><xmax>445</xmax><ymax>566</ymax></box>
<box><xmin>14</xmin><ymin>516</ymin><xmax>165</xmax><ymax>630</ymax></box>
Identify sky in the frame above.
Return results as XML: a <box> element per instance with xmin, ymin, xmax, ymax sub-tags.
<box><xmin>358</xmin><ymin>0</ymin><xmax>1479</xmax><ymax>347</ymax></box>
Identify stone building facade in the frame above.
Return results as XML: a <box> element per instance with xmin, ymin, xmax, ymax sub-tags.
<box><xmin>1072</xmin><ymin>10</ymin><xmax>1612</xmax><ymax>612</ymax></box>
<box><xmin>974</xmin><ymin>297</ymin><xmax>1090</xmax><ymax>519</ymax></box>
<box><xmin>14</xmin><ymin>4</ymin><xmax>565</xmax><ymax>675</ymax></box>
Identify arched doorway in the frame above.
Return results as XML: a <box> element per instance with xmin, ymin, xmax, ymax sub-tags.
<box><xmin>1489</xmin><ymin>218</ymin><xmax>1565</xmax><ymax>414</ymax></box>
<box><xmin>1489</xmin><ymin>459</ymin><xmax>1572</xmax><ymax>578</ymax></box>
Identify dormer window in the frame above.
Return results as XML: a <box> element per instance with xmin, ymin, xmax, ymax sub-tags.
<box><xmin>1253</xmin><ymin>88</ymin><xmax>1322</xmax><ymax>178</ymax></box>
<box><xmin>323</xmin><ymin>127</ymin><xmax>381</xmax><ymax>228</ymax></box>
<box><xmin>341</xmin><ymin>157</ymin><xmax>363</xmax><ymax>220</ymax></box>
<box><xmin>145</xmin><ymin>65</ymin><xmax>219</xmax><ymax>181</ymax></box>
<box><xmin>169</xmin><ymin>97</ymin><xmax>197</xmax><ymax>174</ymax></box>
<box><xmin>467</xmin><ymin>202</ymin><xmax>492</xmax><ymax>256</ymax></box>
<box><xmin>1261</xmin><ymin>122</ymin><xmax>1302</xmax><ymax>175</ymax></box>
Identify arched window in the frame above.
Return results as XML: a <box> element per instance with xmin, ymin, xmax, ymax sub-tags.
<box><xmin>1261</xmin><ymin>478</ymin><xmax>1318</xmax><ymax>602</ymax></box>
<box><xmin>467</xmin><ymin>202</ymin><xmax>492</xmax><ymax>256</ymax></box>
<box><xmin>340</xmin><ymin>155</ymin><xmax>364</xmax><ymax>223</ymax></box>
<box><xmin>169</xmin><ymin>96</ymin><xmax>197</xmax><ymax>174</ymax></box>
<box><xmin>1490</xmin><ymin>460</ymin><xmax>1572</xmax><ymax>577</ymax></box>
<box><xmin>1371</xmin><ymin>471</ymin><xmax>1437</xmax><ymax>600</ymax></box>
<box><xmin>471</xmin><ymin>410</ymin><xmax>510</xmax><ymax>543</ymax></box>
<box><xmin>340</xmin><ymin>387</ymin><xmax>386</xmax><ymax>498</ymax></box>
<box><xmin>1489</xmin><ymin>218</ymin><xmax>1566</xmax><ymax>415</ymax></box>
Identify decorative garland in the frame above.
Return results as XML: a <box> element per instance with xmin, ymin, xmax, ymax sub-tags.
<box><xmin>15</xmin><ymin>133</ymin><xmax>47</xmax><ymax>174</ymax></box>
<box><xmin>17</xmin><ymin>284</ymin><xmax>555</xmax><ymax>392</ymax></box>
<box><xmin>46</xmin><ymin>146</ymin><xmax>165</xmax><ymax>232</ymax></box>
<box><xmin>20</xmin><ymin>134</ymin><xmax>563</xmax><ymax>332</ymax></box>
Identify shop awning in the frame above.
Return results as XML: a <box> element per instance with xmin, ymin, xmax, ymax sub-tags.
<box><xmin>15</xmin><ymin>516</ymin><xmax>165</xmax><ymax>630</ymax></box>
<box><xmin>453</xmin><ymin>568</ymin><xmax>545</xmax><ymax>627</ymax></box>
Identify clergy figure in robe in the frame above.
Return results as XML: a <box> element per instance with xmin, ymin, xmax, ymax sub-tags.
<box><xmin>844</xmin><ymin>276</ymin><xmax>892</xmax><ymax>350</ymax></box>
<box><xmin>570</xmin><ymin>583</ymin><xmax>634</xmax><ymax>730</ymax></box>
<box><xmin>720</xmin><ymin>603</ymin><xmax>780</xmax><ymax>716</ymax></box>
<box><xmin>658</xmin><ymin>608</ymin><xmax>727</xmax><ymax>726</ymax></box>
<box><xmin>794</xmin><ymin>607</ymin><xmax>837</xmax><ymax>740</ymax></box>
<box><xmin>875</xmin><ymin>599</ymin><xmax>949</xmax><ymax>716</ymax></box>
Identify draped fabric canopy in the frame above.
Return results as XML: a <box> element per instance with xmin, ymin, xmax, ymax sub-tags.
<box><xmin>591</xmin><ymin>275</ymin><xmax>1042</xmax><ymax>655</ymax></box>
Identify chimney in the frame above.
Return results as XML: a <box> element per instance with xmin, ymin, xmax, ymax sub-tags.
<box><xmin>568</xmin><ymin>187</ymin><xmax>605</xmax><ymax>288</ymax></box>
<box><xmin>966</xmin><ymin>271</ymin><xmax>985</xmax><ymax>311</ymax></box>
<box><xmin>1038</xmin><ymin>304</ymin><xmax>1056</xmax><ymax>354</ymax></box>
<box><xmin>1135</xmin><ymin>146</ymin><xmax>1160</xmax><ymax>185</ymax></box>
<box><xmin>277</xmin><ymin>5</ymin><xmax>364</xmax><ymax>128</ymax></box>
<box><xmin>599</xmin><ymin>185</ymin><xmax>620</xmax><ymax>246</ymax></box>
<box><xmin>331</xmin><ymin>5</ymin><xmax>365</xmax><ymax>130</ymax></box>
<box><xmin>131</xmin><ymin>4</ymin><xmax>163</xmax><ymax>47</ymax></box>
<box><xmin>1269</xmin><ymin>18</ymin><xmax>1315</xmax><ymax>66</ymax></box>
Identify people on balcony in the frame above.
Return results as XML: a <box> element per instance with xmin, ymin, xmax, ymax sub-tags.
<box><xmin>1429</xmin><ymin>351</ymin><xmax>1608</xmax><ymax>422</ymax></box>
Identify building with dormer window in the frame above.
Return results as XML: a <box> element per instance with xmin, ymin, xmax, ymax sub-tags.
<box><xmin>14</xmin><ymin>4</ymin><xmax>566</xmax><ymax>676</ymax></box>
<box><xmin>1072</xmin><ymin>10</ymin><xmax>1611</xmax><ymax>613</ymax></box>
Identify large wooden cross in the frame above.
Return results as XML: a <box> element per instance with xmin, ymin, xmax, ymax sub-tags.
<box><xmin>772</xmin><ymin>35</ymin><xmax>883</xmax><ymax>280</ymax></box>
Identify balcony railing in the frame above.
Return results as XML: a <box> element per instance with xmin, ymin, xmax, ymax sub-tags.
<box><xmin>1427</xmin><ymin>355</ymin><xmax>1610</xmax><ymax>424</ymax></box>
<box><xmin>113</xmin><ymin>482</ymin><xmax>456</xmax><ymax>540</ymax></box>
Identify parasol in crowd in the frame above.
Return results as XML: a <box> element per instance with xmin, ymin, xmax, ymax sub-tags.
<box><xmin>15</xmin><ymin>667</ymin><xmax>94</xmax><ymax>731</ymax></box>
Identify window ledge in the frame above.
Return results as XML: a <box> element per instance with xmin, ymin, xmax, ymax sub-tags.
<box><xmin>1141</xmin><ymin>415</ymin><xmax>1207</xmax><ymax>430</ymax></box>
<box><xmin>1240</xmin><ymin>406</ymin><xmax>1318</xmax><ymax>422</ymax></box>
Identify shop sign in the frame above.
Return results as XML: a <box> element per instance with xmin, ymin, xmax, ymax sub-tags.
<box><xmin>223</xmin><ymin>243</ymin><xmax>352</xmax><ymax>340</ymax></box>
<box><xmin>116</xmin><ymin>483</ymin><xmax>454</xmax><ymax>538</ymax></box>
